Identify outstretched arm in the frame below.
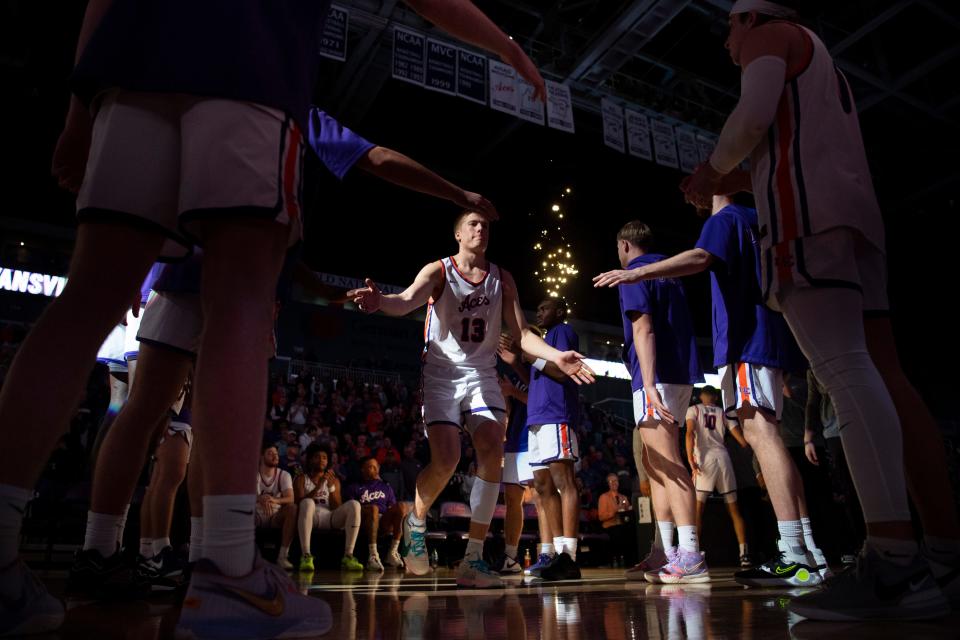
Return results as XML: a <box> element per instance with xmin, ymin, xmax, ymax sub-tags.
<box><xmin>356</xmin><ymin>146</ymin><xmax>497</xmax><ymax>220</ymax></box>
<box><xmin>501</xmin><ymin>269</ymin><xmax>594</xmax><ymax>385</ymax></box>
<box><xmin>404</xmin><ymin>0</ymin><xmax>545</xmax><ymax>100</ymax></box>
<box><xmin>593</xmin><ymin>248</ymin><xmax>715</xmax><ymax>288</ymax></box>
<box><xmin>346</xmin><ymin>261</ymin><xmax>443</xmax><ymax>317</ymax></box>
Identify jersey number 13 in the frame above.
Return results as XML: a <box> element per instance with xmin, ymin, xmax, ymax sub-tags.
<box><xmin>460</xmin><ymin>318</ymin><xmax>486</xmax><ymax>343</ymax></box>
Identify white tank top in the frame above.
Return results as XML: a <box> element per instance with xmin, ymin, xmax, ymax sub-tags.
<box><xmin>422</xmin><ymin>256</ymin><xmax>502</xmax><ymax>373</ymax></box>
<box><xmin>749</xmin><ymin>23</ymin><xmax>885</xmax><ymax>256</ymax></box>
<box><xmin>303</xmin><ymin>475</ymin><xmax>332</xmax><ymax>508</ymax></box>
<box><xmin>687</xmin><ymin>404</ymin><xmax>729</xmax><ymax>463</ymax></box>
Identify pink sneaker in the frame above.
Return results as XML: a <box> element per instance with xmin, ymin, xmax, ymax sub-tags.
<box><xmin>658</xmin><ymin>549</ymin><xmax>710</xmax><ymax>584</ymax></box>
<box><xmin>626</xmin><ymin>545</ymin><xmax>667</xmax><ymax>581</ymax></box>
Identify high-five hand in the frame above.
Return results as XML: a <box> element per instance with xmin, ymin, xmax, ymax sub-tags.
<box><xmin>593</xmin><ymin>269</ymin><xmax>643</xmax><ymax>288</ymax></box>
<box><xmin>554</xmin><ymin>351</ymin><xmax>596</xmax><ymax>385</ymax></box>
<box><xmin>457</xmin><ymin>191</ymin><xmax>498</xmax><ymax>221</ymax></box>
<box><xmin>346</xmin><ymin>278</ymin><xmax>382</xmax><ymax>313</ymax></box>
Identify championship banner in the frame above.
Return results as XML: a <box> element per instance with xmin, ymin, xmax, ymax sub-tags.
<box><xmin>601</xmin><ymin>98</ymin><xmax>625</xmax><ymax>153</ymax></box>
<box><xmin>696</xmin><ymin>132</ymin><xmax>718</xmax><ymax>164</ymax></box>
<box><xmin>456</xmin><ymin>49</ymin><xmax>487</xmax><ymax>104</ymax></box>
<box><xmin>676</xmin><ymin>128</ymin><xmax>700</xmax><ymax>173</ymax></box>
<box><xmin>651</xmin><ymin>119</ymin><xmax>679</xmax><ymax>169</ymax></box>
<box><xmin>489</xmin><ymin>59</ymin><xmax>518</xmax><ymax>115</ymax></box>
<box><xmin>392</xmin><ymin>26</ymin><xmax>425</xmax><ymax>85</ymax></box>
<box><xmin>517</xmin><ymin>76</ymin><xmax>545</xmax><ymax>125</ymax></box>
<box><xmin>545</xmin><ymin>80</ymin><xmax>575</xmax><ymax>133</ymax></box>
<box><xmin>425</xmin><ymin>38</ymin><xmax>457</xmax><ymax>95</ymax></box>
<box><xmin>318</xmin><ymin>5</ymin><xmax>349</xmax><ymax>61</ymax></box>
<box><xmin>625</xmin><ymin>109</ymin><xmax>653</xmax><ymax>161</ymax></box>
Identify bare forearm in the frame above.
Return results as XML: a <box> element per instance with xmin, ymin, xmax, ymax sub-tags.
<box><xmin>633</xmin><ymin>327</ymin><xmax>657</xmax><ymax>390</ymax></box>
<box><xmin>405</xmin><ymin>0</ymin><xmax>516</xmax><ymax>60</ymax></box>
<box><xmin>378</xmin><ymin>294</ymin><xmax>424</xmax><ymax>317</ymax></box>
<box><xmin>518</xmin><ymin>330</ymin><xmax>562</xmax><ymax>364</ymax></box>
<box><xmin>633</xmin><ymin>249</ymin><xmax>712</xmax><ymax>281</ymax></box>
<box><xmin>685</xmin><ymin>428</ymin><xmax>696</xmax><ymax>465</ymax></box>
<box><xmin>360</xmin><ymin>147</ymin><xmax>464</xmax><ymax>204</ymax></box>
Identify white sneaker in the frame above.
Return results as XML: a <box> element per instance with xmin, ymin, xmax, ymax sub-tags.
<box><xmin>0</xmin><ymin>559</ymin><xmax>64</xmax><ymax>637</ymax></box>
<box><xmin>278</xmin><ymin>556</ymin><xmax>293</xmax><ymax>571</ymax></box>
<box><xmin>456</xmin><ymin>558</ymin><xmax>504</xmax><ymax>589</ymax></box>
<box><xmin>384</xmin><ymin>548</ymin><xmax>404</xmax><ymax>569</ymax></box>
<box><xmin>175</xmin><ymin>555</ymin><xmax>332</xmax><ymax>640</ymax></box>
<box><xmin>499</xmin><ymin>555</ymin><xmax>522</xmax><ymax>575</ymax></box>
<box><xmin>808</xmin><ymin>547</ymin><xmax>833</xmax><ymax>581</ymax></box>
<box><xmin>366</xmin><ymin>555</ymin><xmax>384</xmax><ymax>572</ymax></box>
<box><xmin>401</xmin><ymin>514</ymin><xmax>430</xmax><ymax>576</ymax></box>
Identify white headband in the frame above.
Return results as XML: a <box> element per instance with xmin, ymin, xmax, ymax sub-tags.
<box><xmin>729</xmin><ymin>0</ymin><xmax>797</xmax><ymax>19</ymax></box>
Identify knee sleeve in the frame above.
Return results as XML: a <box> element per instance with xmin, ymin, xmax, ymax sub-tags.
<box><xmin>469</xmin><ymin>478</ymin><xmax>500</xmax><ymax>526</ymax></box>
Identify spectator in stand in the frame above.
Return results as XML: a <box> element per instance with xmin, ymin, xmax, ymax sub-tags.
<box><xmin>365</xmin><ymin>402</ymin><xmax>384</xmax><ymax>436</ymax></box>
<box><xmin>598</xmin><ymin>473</ymin><xmax>636</xmax><ymax>567</ymax></box>
<box><xmin>269</xmin><ymin>391</ymin><xmax>288</xmax><ymax>422</ymax></box>
<box><xmin>288</xmin><ymin>395</ymin><xmax>309</xmax><ymax>427</ymax></box>
<box><xmin>278</xmin><ymin>429</ymin><xmax>298</xmax><ymax>459</ymax></box>
<box><xmin>611</xmin><ymin>454</ymin><xmax>633</xmax><ymax>487</ymax></box>
<box><xmin>376</xmin><ymin>437</ymin><xmax>401</xmax><ymax>467</ymax></box>
<box><xmin>281</xmin><ymin>443</ymin><xmax>303</xmax><ymax>477</ymax></box>
<box><xmin>353</xmin><ymin>434</ymin><xmax>371</xmax><ymax>461</ymax></box>
<box><xmin>345</xmin><ymin>458</ymin><xmax>407</xmax><ymax>571</ymax></box>
<box><xmin>299</xmin><ymin>424</ymin><xmax>319</xmax><ymax>451</ymax></box>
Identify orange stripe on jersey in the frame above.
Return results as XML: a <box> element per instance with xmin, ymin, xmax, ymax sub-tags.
<box><xmin>283</xmin><ymin>124</ymin><xmax>302</xmax><ymax>221</ymax></box>
<box><xmin>737</xmin><ymin>363</ymin><xmax>751</xmax><ymax>404</ymax></box>
<box><xmin>559</xmin><ymin>424</ymin><xmax>571</xmax><ymax>457</ymax></box>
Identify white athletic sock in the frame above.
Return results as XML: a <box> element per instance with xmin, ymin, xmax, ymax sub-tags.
<box><xmin>464</xmin><ymin>538</ymin><xmax>484</xmax><ymax>562</ymax></box>
<box><xmin>800</xmin><ymin>516</ymin><xmax>818</xmax><ymax>551</ymax></box>
<box><xmin>657</xmin><ymin>521</ymin><xmax>676</xmax><ymax>554</ymax></box>
<box><xmin>139</xmin><ymin>538</ymin><xmax>154</xmax><ymax>558</ymax></box>
<box><xmin>561</xmin><ymin>537</ymin><xmax>578</xmax><ymax>561</ymax></box>
<box><xmin>152</xmin><ymin>537</ymin><xmax>171</xmax><ymax>556</ymax></box>
<box><xmin>553</xmin><ymin>536</ymin><xmax>565</xmax><ymax>556</ymax></box>
<box><xmin>203</xmin><ymin>495</ymin><xmax>256</xmax><ymax>577</ymax></box>
<box><xmin>189</xmin><ymin>517</ymin><xmax>204</xmax><ymax>563</ymax></box>
<box><xmin>540</xmin><ymin>542</ymin><xmax>555</xmax><ymax>557</ymax></box>
<box><xmin>739</xmin><ymin>543</ymin><xmax>748</xmax><ymax>556</ymax></box>
<box><xmin>867</xmin><ymin>536</ymin><xmax>919</xmax><ymax>567</ymax></box>
<box><xmin>407</xmin><ymin>512</ymin><xmax>426</xmax><ymax>527</ymax></box>
<box><xmin>280</xmin><ymin>545</ymin><xmax>290</xmax><ymax>560</ymax></box>
<box><xmin>925</xmin><ymin>535</ymin><xmax>960</xmax><ymax>564</ymax></box>
<box><xmin>505</xmin><ymin>544</ymin><xmax>519</xmax><ymax>560</ymax></box>
<box><xmin>116</xmin><ymin>503</ymin><xmax>130</xmax><ymax>550</ymax></box>
<box><xmin>777</xmin><ymin>520</ymin><xmax>807</xmax><ymax>562</ymax></box>
<box><xmin>83</xmin><ymin>511</ymin><xmax>123</xmax><ymax>557</ymax></box>
<box><xmin>652</xmin><ymin>519</ymin><xmax>664</xmax><ymax>551</ymax></box>
<box><xmin>389</xmin><ymin>539</ymin><xmax>400</xmax><ymax>554</ymax></box>
<box><xmin>369</xmin><ymin>543</ymin><xmax>379</xmax><ymax>558</ymax></box>
<box><xmin>0</xmin><ymin>484</ymin><xmax>32</xmax><ymax>568</ymax></box>
<box><xmin>677</xmin><ymin>525</ymin><xmax>698</xmax><ymax>553</ymax></box>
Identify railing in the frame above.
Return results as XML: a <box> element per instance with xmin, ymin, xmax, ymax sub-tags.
<box><xmin>285</xmin><ymin>359</ymin><xmax>412</xmax><ymax>388</ymax></box>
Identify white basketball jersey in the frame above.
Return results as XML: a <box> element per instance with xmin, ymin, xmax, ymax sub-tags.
<box><xmin>687</xmin><ymin>404</ymin><xmax>728</xmax><ymax>463</ymax></box>
<box><xmin>304</xmin><ymin>475</ymin><xmax>332</xmax><ymax>507</ymax></box>
<box><xmin>257</xmin><ymin>468</ymin><xmax>291</xmax><ymax>499</ymax></box>
<box><xmin>749</xmin><ymin>23</ymin><xmax>885</xmax><ymax>256</ymax></box>
<box><xmin>423</xmin><ymin>256</ymin><xmax>502</xmax><ymax>372</ymax></box>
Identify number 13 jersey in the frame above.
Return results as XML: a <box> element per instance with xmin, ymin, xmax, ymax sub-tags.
<box><xmin>423</xmin><ymin>256</ymin><xmax>502</xmax><ymax>373</ymax></box>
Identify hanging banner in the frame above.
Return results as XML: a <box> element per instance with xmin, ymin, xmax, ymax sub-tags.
<box><xmin>318</xmin><ymin>5</ymin><xmax>349</xmax><ymax>61</ymax></box>
<box><xmin>425</xmin><ymin>38</ymin><xmax>457</xmax><ymax>95</ymax></box>
<box><xmin>625</xmin><ymin>109</ymin><xmax>653</xmax><ymax>161</ymax></box>
<box><xmin>392</xmin><ymin>26</ymin><xmax>425</xmax><ymax>85</ymax></box>
<box><xmin>651</xmin><ymin>119</ymin><xmax>679</xmax><ymax>169</ymax></box>
<box><xmin>676</xmin><ymin>128</ymin><xmax>700</xmax><ymax>173</ymax></box>
<box><xmin>545</xmin><ymin>80</ymin><xmax>575</xmax><ymax>133</ymax></box>
<box><xmin>517</xmin><ymin>77</ymin><xmax>545</xmax><ymax>125</ymax></box>
<box><xmin>488</xmin><ymin>60</ymin><xmax>518</xmax><ymax>115</ymax></box>
<box><xmin>456</xmin><ymin>50</ymin><xmax>487</xmax><ymax>105</ymax></box>
<box><xmin>601</xmin><ymin>98</ymin><xmax>625</xmax><ymax>153</ymax></box>
<box><xmin>696</xmin><ymin>133</ymin><xmax>718</xmax><ymax>164</ymax></box>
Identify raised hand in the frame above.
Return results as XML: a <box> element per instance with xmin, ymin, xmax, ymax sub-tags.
<box><xmin>457</xmin><ymin>191</ymin><xmax>498</xmax><ymax>221</ymax></box>
<box><xmin>593</xmin><ymin>269</ymin><xmax>643</xmax><ymax>288</ymax></box>
<box><xmin>553</xmin><ymin>351</ymin><xmax>595</xmax><ymax>385</ymax></box>
<box><xmin>346</xmin><ymin>278</ymin><xmax>382</xmax><ymax>313</ymax></box>
<box><xmin>502</xmin><ymin>42</ymin><xmax>546</xmax><ymax>101</ymax></box>
<box><xmin>680</xmin><ymin>162</ymin><xmax>723</xmax><ymax>210</ymax></box>
<box><xmin>644</xmin><ymin>385</ymin><xmax>674</xmax><ymax>423</ymax></box>
<box><xmin>497</xmin><ymin>334</ymin><xmax>521</xmax><ymax>366</ymax></box>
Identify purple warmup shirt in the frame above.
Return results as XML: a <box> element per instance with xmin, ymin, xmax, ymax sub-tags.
<box><xmin>345</xmin><ymin>479</ymin><xmax>397</xmax><ymax>515</ymax></box>
<box><xmin>694</xmin><ymin>205</ymin><xmax>803</xmax><ymax>370</ymax></box>
<box><xmin>153</xmin><ymin>107</ymin><xmax>374</xmax><ymax>294</ymax></box>
<box><xmin>619</xmin><ymin>254</ymin><xmax>703</xmax><ymax>390</ymax></box>
<box><xmin>139</xmin><ymin>263</ymin><xmax>165</xmax><ymax>305</ymax></box>
<box><xmin>526</xmin><ymin>324</ymin><xmax>580</xmax><ymax>427</ymax></box>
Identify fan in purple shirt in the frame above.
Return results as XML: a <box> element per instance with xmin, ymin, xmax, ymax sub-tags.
<box><xmin>346</xmin><ymin>458</ymin><xmax>409</xmax><ymax>571</ymax></box>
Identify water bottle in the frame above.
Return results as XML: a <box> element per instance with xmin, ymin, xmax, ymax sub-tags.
<box><xmin>523</xmin><ymin>548</ymin><xmax>532</xmax><ymax>569</ymax></box>
<box><xmin>430</xmin><ymin>548</ymin><xmax>439</xmax><ymax>569</ymax></box>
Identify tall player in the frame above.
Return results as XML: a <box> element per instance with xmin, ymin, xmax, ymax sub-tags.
<box><xmin>348</xmin><ymin>211</ymin><xmax>594</xmax><ymax>588</ymax></box>
<box><xmin>685</xmin><ymin>386</ymin><xmax>750</xmax><ymax>567</ymax></box>
<box><xmin>526</xmin><ymin>298</ymin><xmax>583</xmax><ymax>581</ymax></box>
<box><xmin>596</xmin><ymin>194</ymin><xmax>826</xmax><ymax>588</ymax></box>
<box><xmin>678</xmin><ymin>0</ymin><xmax>956</xmax><ymax>619</ymax></box>
<box><xmin>605</xmin><ymin>221</ymin><xmax>708</xmax><ymax>584</ymax></box>
<box><xmin>2</xmin><ymin>0</ymin><xmax>547</xmax><ymax>634</ymax></box>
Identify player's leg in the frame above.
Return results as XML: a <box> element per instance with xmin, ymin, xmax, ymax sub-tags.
<box><xmin>330</xmin><ymin>500</ymin><xmax>362</xmax><ymax>571</ymax></box>
<box><xmin>539</xmin><ymin>457</ymin><xmax>581</xmax><ymax>581</ymax></box>
<box><xmin>186</xmin><ymin>437</ymin><xmax>204</xmax><ymax>563</ymax></box>
<box><xmin>457</xmin><ymin>417</ymin><xmax>506</xmax><ymax>587</ymax></box>
<box><xmin>380</xmin><ymin>503</ymin><xmax>407</xmax><ymax>568</ymax></box>
<box><xmin>724</xmin><ymin>498</ymin><xmax>748</xmax><ymax>562</ymax></box>
<box><xmin>627</xmin><ymin>425</ymin><xmax>673</xmax><ymax>581</ymax></box>
<box><xmin>695</xmin><ymin>494</ymin><xmax>707</xmax><ymax>537</ymax></box>
<box><xmin>297</xmin><ymin>500</ymin><xmax>318</xmax><ymax>572</ymax></box>
<box><xmin>526</xmin><ymin>490</ymin><xmax>557</xmax><ymax>577</ymax></box>
<box><xmin>145</xmin><ymin>430</ymin><xmax>190</xmax><ymax>555</ymax></box>
<box><xmin>529</xmin><ymin>425</ymin><xmax>565</xmax><ymax>562</ymax></box>
<box><xmin>278</xmin><ymin>504</ymin><xmax>297</xmax><ymax>570</ymax></box>
<box><xmin>501</xmin><ymin>483</ymin><xmax>525</xmax><ymax>574</ymax></box>
<box><xmin>362</xmin><ymin>504</ymin><xmax>383</xmax><ymax>571</ymax></box>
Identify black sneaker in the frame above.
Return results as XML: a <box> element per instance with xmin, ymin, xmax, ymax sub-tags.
<box><xmin>739</xmin><ymin>554</ymin><xmax>752</xmax><ymax>568</ymax></box>
<box><xmin>67</xmin><ymin>548</ymin><xmax>148</xmax><ymax>599</ymax></box>
<box><xmin>788</xmin><ymin>548</ymin><xmax>949</xmax><ymax>621</ymax></box>
<box><xmin>734</xmin><ymin>540</ymin><xmax>821</xmax><ymax>588</ymax></box>
<box><xmin>538</xmin><ymin>552</ymin><xmax>581</xmax><ymax>582</ymax></box>
<box><xmin>136</xmin><ymin>551</ymin><xmax>185</xmax><ymax>594</ymax></box>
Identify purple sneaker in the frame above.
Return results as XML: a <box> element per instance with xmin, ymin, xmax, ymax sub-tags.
<box><xmin>524</xmin><ymin>553</ymin><xmax>555</xmax><ymax>578</ymax></box>
<box><xmin>658</xmin><ymin>549</ymin><xmax>710</xmax><ymax>584</ymax></box>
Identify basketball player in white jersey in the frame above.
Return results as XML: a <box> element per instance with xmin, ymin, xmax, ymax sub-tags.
<box><xmin>685</xmin><ymin>386</ymin><xmax>749</xmax><ymax>567</ymax></box>
<box><xmin>680</xmin><ymin>0</ymin><xmax>956</xmax><ymax>619</ymax></box>
<box><xmin>348</xmin><ymin>210</ymin><xmax>593</xmax><ymax>588</ymax></box>
<box><xmin>255</xmin><ymin>444</ymin><xmax>296</xmax><ymax>570</ymax></box>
